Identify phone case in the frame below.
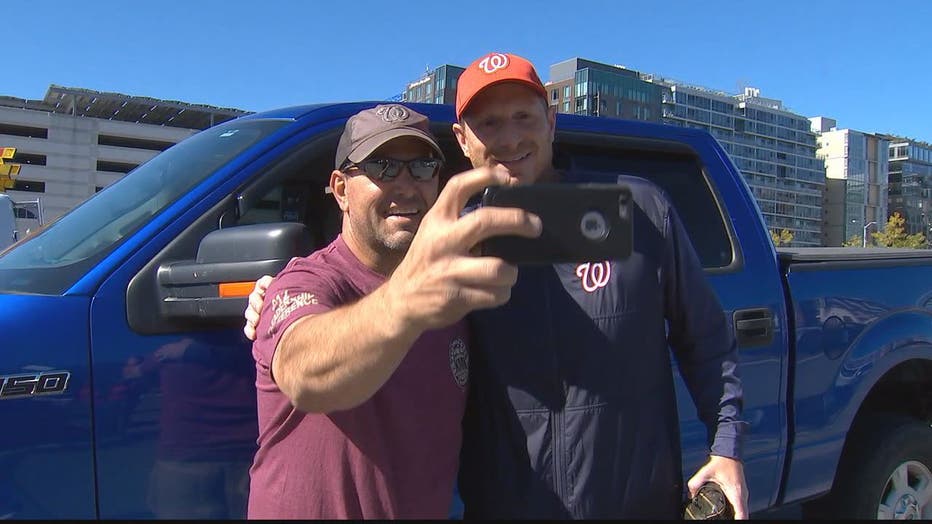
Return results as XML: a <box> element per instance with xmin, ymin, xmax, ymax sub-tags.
<box><xmin>479</xmin><ymin>183</ymin><xmax>633</xmax><ymax>265</ymax></box>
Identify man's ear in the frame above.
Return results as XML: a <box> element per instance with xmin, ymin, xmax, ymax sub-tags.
<box><xmin>546</xmin><ymin>104</ymin><xmax>557</xmax><ymax>143</ymax></box>
<box><xmin>330</xmin><ymin>170</ymin><xmax>349</xmax><ymax>212</ymax></box>
<box><xmin>452</xmin><ymin>122</ymin><xmax>469</xmax><ymax>156</ymax></box>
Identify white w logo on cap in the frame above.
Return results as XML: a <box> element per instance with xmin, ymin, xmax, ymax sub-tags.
<box><xmin>478</xmin><ymin>53</ymin><xmax>509</xmax><ymax>74</ymax></box>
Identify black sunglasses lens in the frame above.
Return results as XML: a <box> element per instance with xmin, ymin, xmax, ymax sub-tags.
<box><xmin>363</xmin><ymin>159</ymin><xmax>400</xmax><ymax>180</ymax></box>
<box><xmin>410</xmin><ymin>159</ymin><xmax>440</xmax><ymax>181</ymax></box>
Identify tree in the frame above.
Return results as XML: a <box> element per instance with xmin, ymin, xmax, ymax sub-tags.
<box><xmin>871</xmin><ymin>212</ymin><xmax>928</xmax><ymax>249</ymax></box>
<box><xmin>841</xmin><ymin>235</ymin><xmax>862</xmax><ymax>247</ymax></box>
<box><xmin>770</xmin><ymin>228</ymin><xmax>793</xmax><ymax>246</ymax></box>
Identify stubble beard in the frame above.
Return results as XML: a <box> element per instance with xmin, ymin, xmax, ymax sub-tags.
<box><xmin>379</xmin><ymin>229</ymin><xmax>415</xmax><ymax>252</ymax></box>
<box><xmin>369</xmin><ymin>212</ymin><xmax>417</xmax><ymax>256</ymax></box>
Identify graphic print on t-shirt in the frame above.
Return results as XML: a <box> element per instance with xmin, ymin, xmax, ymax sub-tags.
<box><xmin>268</xmin><ymin>290</ymin><xmax>319</xmax><ymax>335</ymax></box>
<box><xmin>449</xmin><ymin>337</ymin><xmax>469</xmax><ymax>389</ymax></box>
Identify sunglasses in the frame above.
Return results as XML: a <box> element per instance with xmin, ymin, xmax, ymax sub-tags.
<box><xmin>343</xmin><ymin>157</ymin><xmax>443</xmax><ymax>182</ymax></box>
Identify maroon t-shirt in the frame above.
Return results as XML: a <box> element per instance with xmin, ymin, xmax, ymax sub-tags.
<box><xmin>247</xmin><ymin>236</ymin><xmax>470</xmax><ymax>519</ymax></box>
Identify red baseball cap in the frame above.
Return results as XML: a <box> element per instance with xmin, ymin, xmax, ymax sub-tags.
<box><xmin>455</xmin><ymin>52</ymin><xmax>547</xmax><ymax>120</ymax></box>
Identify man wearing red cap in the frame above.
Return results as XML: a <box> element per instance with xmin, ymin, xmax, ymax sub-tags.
<box><xmin>450</xmin><ymin>52</ymin><xmax>748</xmax><ymax>519</ymax></box>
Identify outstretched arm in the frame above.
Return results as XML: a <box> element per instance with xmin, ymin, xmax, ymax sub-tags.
<box><xmin>258</xmin><ymin>166</ymin><xmax>540</xmax><ymax>414</ymax></box>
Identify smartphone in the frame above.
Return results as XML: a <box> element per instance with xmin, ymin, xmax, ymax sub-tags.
<box><xmin>478</xmin><ymin>183</ymin><xmax>633</xmax><ymax>265</ymax></box>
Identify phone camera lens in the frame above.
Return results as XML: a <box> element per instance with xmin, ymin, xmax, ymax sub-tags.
<box><xmin>580</xmin><ymin>211</ymin><xmax>609</xmax><ymax>241</ymax></box>
<box><xmin>618</xmin><ymin>193</ymin><xmax>630</xmax><ymax>220</ymax></box>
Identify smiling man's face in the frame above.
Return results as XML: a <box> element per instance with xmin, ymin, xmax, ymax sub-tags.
<box><xmin>334</xmin><ymin>136</ymin><xmax>438</xmax><ymax>270</ymax></box>
<box><xmin>453</xmin><ymin>82</ymin><xmax>557</xmax><ymax>185</ymax></box>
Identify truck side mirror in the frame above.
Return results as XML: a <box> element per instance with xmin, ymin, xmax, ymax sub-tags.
<box><xmin>156</xmin><ymin>222</ymin><xmax>313</xmax><ymax>321</ymax></box>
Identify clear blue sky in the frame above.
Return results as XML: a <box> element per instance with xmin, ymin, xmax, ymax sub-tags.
<box><xmin>7</xmin><ymin>0</ymin><xmax>931</xmax><ymax>141</ymax></box>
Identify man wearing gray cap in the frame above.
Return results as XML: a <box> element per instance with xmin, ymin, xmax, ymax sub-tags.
<box><xmin>246</xmin><ymin>104</ymin><xmax>539</xmax><ymax>519</ymax></box>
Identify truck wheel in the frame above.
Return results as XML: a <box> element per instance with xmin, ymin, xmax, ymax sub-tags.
<box><xmin>808</xmin><ymin>414</ymin><xmax>932</xmax><ymax>519</ymax></box>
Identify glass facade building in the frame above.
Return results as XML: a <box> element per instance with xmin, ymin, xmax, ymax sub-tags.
<box><xmin>885</xmin><ymin>137</ymin><xmax>932</xmax><ymax>236</ymax></box>
<box><xmin>547</xmin><ymin>58</ymin><xmax>661</xmax><ymax>122</ymax></box>
<box><xmin>813</xmin><ymin>118</ymin><xmax>889</xmax><ymax>246</ymax></box>
<box><xmin>403</xmin><ymin>65</ymin><xmax>465</xmax><ymax>106</ymax></box>
<box><xmin>654</xmin><ymin>83</ymin><xmax>825</xmax><ymax>246</ymax></box>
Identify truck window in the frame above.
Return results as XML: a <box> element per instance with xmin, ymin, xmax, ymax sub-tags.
<box><xmin>556</xmin><ymin>140</ymin><xmax>734</xmax><ymax>269</ymax></box>
<box><xmin>0</xmin><ymin>119</ymin><xmax>289</xmax><ymax>295</ymax></box>
<box><xmin>233</xmin><ymin>126</ymin><xmax>469</xmax><ymax>252</ymax></box>
<box><xmin>239</xmin><ymin>179</ymin><xmax>342</xmax><ymax>249</ymax></box>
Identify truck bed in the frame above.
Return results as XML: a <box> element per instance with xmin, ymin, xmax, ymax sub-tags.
<box><xmin>777</xmin><ymin>247</ymin><xmax>932</xmax><ymax>272</ymax></box>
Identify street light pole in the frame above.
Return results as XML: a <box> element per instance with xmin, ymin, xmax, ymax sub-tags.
<box><xmin>863</xmin><ymin>221</ymin><xmax>877</xmax><ymax>248</ymax></box>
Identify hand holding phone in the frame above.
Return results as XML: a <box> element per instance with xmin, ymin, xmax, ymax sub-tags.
<box><xmin>478</xmin><ymin>183</ymin><xmax>633</xmax><ymax>265</ymax></box>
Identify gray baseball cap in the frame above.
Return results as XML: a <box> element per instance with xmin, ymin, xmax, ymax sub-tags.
<box><xmin>334</xmin><ymin>104</ymin><xmax>445</xmax><ymax>169</ymax></box>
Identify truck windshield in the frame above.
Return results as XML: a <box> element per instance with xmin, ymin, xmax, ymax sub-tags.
<box><xmin>0</xmin><ymin>118</ymin><xmax>289</xmax><ymax>295</ymax></box>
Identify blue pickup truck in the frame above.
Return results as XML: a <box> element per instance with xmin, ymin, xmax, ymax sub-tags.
<box><xmin>1</xmin><ymin>102</ymin><xmax>930</xmax><ymax>520</ymax></box>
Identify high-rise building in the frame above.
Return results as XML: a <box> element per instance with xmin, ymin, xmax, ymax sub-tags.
<box><xmin>403</xmin><ymin>65</ymin><xmax>464</xmax><ymax>105</ymax></box>
<box><xmin>0</xmin><ymin>85</ymin><xmax>247</xmax><ymax>233</ymax></box>
<box><xmin>811</xmin><ymin>117</ymin><xmax>889</xmax><ymax>246</ymax></box>
<box><xmin>547</xmin><ymin>58</ymin><xmax>662</xmax><ymax>122</ymax></box>
<box><xmin>882</xmin><ymin>136</ymin><xmax>932</xmax><ymax>237</ymax></box>
<box><xmin>649</xmin><ymin>80</ymin><xmax>825</xmax><ymax>246</ymax></box>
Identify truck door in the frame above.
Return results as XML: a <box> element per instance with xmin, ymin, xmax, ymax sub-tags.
<box><xmin>87</xmin><ymin>117</ymin><xmax>343</xmax><ymax>518</ymax></box>
<box><xmin>559</xmin><ymin>130</ymin><xmax>787</xmax><ymax>514</ymax></box>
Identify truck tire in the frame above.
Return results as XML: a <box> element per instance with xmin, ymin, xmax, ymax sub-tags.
<box><xmin>806</xmin><ymin>413</ymin><xmax>932</xmax><ymax>519</ymax></box>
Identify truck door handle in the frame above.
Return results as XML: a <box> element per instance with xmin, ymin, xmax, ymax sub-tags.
<box><xmin>733</xmin><ymin>308</ymin><xmax>774</xmax><ymax>348</ymax></box>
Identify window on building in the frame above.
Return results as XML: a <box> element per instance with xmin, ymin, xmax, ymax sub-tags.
<box><xmin>9</xmin><ymin>152</ymin><xmax>46</xmax><ymax>165</ymax></box>
<box><xmin>562</xmin><ymin>101</ymin><xmax>570</xmax><ymax>113</ymax></box>
<box><xmin>98</xmin><ymin>134</ymin><xmax>175</xmax><ymax>152</ymax></box>
<box><xmin>10</xmin><ymin>180</ymin><xmax>45</xmax><ymax>193</ymax></box>
<box><xmin>564</xmin><ymin>85</ymin><xmax>571</xmax><ymax>99</ymax></box>
<box><xmin>552</xmin><ymin>89</ymin><xmax>559</xmax><ymax>101</ymax></box>
<box><xmin>96</xmin><ymin>160</ymin><xmax>140</xmax><ymax>174</ymax></box>
<box><xmin>0</xmin><ymin>123</ymin><xmax>48</xmax><ymax>139</ymax></box>
<box><xmin>13</xmin><ymin>207</ymin><xmax>38</xmax><ymax>219</ymax></box>
<box><xmin>711</xmin><ymin>100</ymin><xmax>731</xmax><ymax>114</ymax></box>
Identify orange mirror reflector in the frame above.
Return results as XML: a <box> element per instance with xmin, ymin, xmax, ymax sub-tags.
<box><xmin>219</xmin><ymin>281</ymin><xmax>256</xmax><ymax>297</ymax></box>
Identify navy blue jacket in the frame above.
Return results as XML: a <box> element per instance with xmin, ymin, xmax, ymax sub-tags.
<box><xmin>458</xmin><ymin>175</ymin><xmax>744</xmax><ymax>519</ymax></box>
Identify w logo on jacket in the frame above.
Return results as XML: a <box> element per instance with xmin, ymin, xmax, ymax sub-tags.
<box><xmin>575</xmin><ymin>262</ymin><xmax>611</xmax><ymax>292</ymax></box>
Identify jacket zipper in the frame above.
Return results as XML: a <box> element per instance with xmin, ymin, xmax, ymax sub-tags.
<box><xmin>544</xmin><ymin>266</ymin><xmax>569</xmax><ymax>509</ymax></box>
